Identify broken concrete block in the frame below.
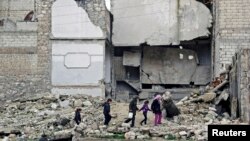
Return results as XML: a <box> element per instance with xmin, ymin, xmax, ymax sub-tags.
<box><xmin>200</xmin><ymin>92</ymin><xmax>216</xmax><ymax>103</ymax></box>
<box><xmin>179</xmin><ymin>131</ymin><xmax>187</xmax><ymax>136</ymax></box>
<box><xmin>215</xmin><ymin>90</ymin><xmax>229</xmax><ymax>105</ymax></box>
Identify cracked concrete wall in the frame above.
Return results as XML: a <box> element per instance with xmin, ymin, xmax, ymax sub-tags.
<box><xmin>111</xmin><ymin>0</ymin><xmax>212</xmax><ymax>46</ymax></box>
<box><xmin>142</xmin><ymin>47</ymin><xmax>198</xmax><ymax>84</ymax></box>
<box><xmin>51</xmin><ymin>0</ymin><xmax>110</xmax><ymax>39</ymax></box>
<box><xmin>77</xmin><ymin>0</ymin><xmax>111</xmax><ymax>38</ymax></box>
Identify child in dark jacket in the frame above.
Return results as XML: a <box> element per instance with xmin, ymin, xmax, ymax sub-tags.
<box><xmin>74</xmin><ymin>108</ymin><xmax>82</xmax><ymax>125</ymax></box>
<box><xmin>139</xmin><ymin>100</ymin><xmax>151</xmax><ymax>125</ymax></box>
<box><xmin>103</xmin><ymin>98</ymin><xmax>112</xmax><ymax>126</ymax></box>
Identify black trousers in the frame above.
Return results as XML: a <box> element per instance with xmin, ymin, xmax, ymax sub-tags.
<box><xmin>124</xmin><ymin>113</ymin><xmax>136</xmax><ymax>127</ymax></box>
<box><xmin>140</xmin><ymin>112</ymin><xmax>147</xmax><ymax>125</ymax></box>
<box><xmin>104</xmin><ymin>114</ymin><xmax>111</xmax><ymax>125</ymax></box>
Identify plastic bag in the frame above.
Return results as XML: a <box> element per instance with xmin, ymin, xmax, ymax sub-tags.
<box><xmin>128</xmin><ymin>112</ymin><xmax>133</xmax><ymax>119</ymax></box>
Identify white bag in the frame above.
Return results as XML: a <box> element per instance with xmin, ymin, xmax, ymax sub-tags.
<box><xmin>128</xmin><ymin>112</ymin><xmax>133</xmax><ymax>119</ymax></box>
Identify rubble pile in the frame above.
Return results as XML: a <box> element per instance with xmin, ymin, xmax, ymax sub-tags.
<box><xmin>0</xmin><ymin>90</ymin><xmax>246</xmax><ymax>141</ymax></box>
<box><xmin>0</xmin><ymin>93</ymin><xmax>106</xmax><ymax>140</ymax></box>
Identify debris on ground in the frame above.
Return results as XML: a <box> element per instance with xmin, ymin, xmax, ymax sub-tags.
<box><xmin>0</xmin><ymin>90</ymin><xmax>246</xmax><ymax>141</ymax></box>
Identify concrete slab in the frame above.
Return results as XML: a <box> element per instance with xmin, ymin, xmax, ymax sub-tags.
<box><xmin>52</xmin><ymin>87</ymin><xmax>104</xmax><ymax>97</ymax></box>
<box><xmin>123</xmin><ymin>51</ymin><xmax>141</xmax><ymax>67</ymax></box>
<box><xmin>191</xmin><ymin>66</ymin><xmax>211</xmax><ymax>85</ymax></box>
<box><xmin>51</xmin><ymin>41</ymin><xmax>105</xmax><ymax>86</ymax></box>
<box><xmin>111</xmin><ymin>0</ymin><xmax>212</xmax><ymax>46</ymax></box>
<box><xmin>141</xmin><ymin>47</ymin><xmax>197</xmax><ymax>84</ymax></box>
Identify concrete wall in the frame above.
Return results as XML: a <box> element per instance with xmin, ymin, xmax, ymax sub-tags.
<box><xmin>104</xmin><ymin>43</ymin><xmax>112</xmax><ymax>84</ymax></box>
<box><xmin>214</xmin><ymin>0</ymin><xmax>250</xmax><ymax>76</ymax></box>
<box><xmin>51</xmin><ymin>0</ymin><xmax>111</xmax><ymax>97</ymax></box>
<box><xmin>141</xmin><ymin>47</ymin><xmax>210</xmax><ymax>85</ymax></box>
<box><xmin>111</xmin><ymin>0</ymin><xmax>212</xmax><ymax>46</ymax></box>
<box><xmin>51</xmin><ymin>0</ymin><xmax>104</xmax><ymax>39</ymax></box>
<box><xmin>51</xmin><ymin>41</ymin><xmax>106</xmax><ymax>97</ymax></box>
<box><xmin>52</xmin><ymin>41</ymin><xmax>105</xmax><ymax>86</ymax></box>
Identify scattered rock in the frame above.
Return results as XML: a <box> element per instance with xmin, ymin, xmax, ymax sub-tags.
<box><xmin>215</xmin><ymin>90</ymin><xmax>229</xmax><ymax>105</ymax></box>
<box><xmin>74</xmin><ymin>99</ymin><xmax>82</xmax><ymax>107</ymax></box>
<box><xmin>200</xmin><ymin>92</ymin><xmax>216</xmax><ymax>102</ymax></box>
<box><xmin>0</xmin><ymin>92</ymin><xmax>242</xmax><ymax>141</ymax></box>
<box><xmin>59</xmin><ymin>100</ymin><xmax>70</xmax><ymax>108</ymax></box>
<box><xmin>54</xmin><ymin>129</ymin><xmax>72</xmax><ymax>140</ymax></box>
<box><xmin>179</xmin><ymin>131</ymin><xmax>187</xmax><ymax>136</ymax></box>
<box><xmin>51</xmin><ymin>103</ymin><xmax>58</xmax><ymax>109</ymax></box>
<box><xmin>222</xmin><ymin>112</ymin><xmax>230</xmax><ymax>119</ymax></box>
<box><xmin>121</xmin><ymin>123</ymin><xmax>130</xmax><ymax>128</ymax></box>
<box><xmin>107</xmin><ymin>126</ymin><xmax>116</xmax><ymax>133</ymax></box>
<box><xmin>82</xmin><ymin>101</ymin><xmax>92</xmax><ymax>106</ymax></box>
<box><xmin>124</xmin><ymin>131</ymin><xmax>135</xmax><ymax>140</ymax></box>
<box><xmin>209</xmin><ymin>107</ymin><xmax>217</xmax><ymax>112</ymax></box>
<box><xmin>137</xmin><ymin>134</ymin><xmax>149</xmax><ymax>139</ymax></box>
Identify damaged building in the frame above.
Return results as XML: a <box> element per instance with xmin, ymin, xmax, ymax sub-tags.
<box><xmin>0</xmin><ymin>0</ymin><xmax>112</xmax><ymax>98</ymax></box>
<box><xmin>0</xmin><ymin>0</ymin><xmax>250</xmax><ymax>122</ymax></box>
<box><xmin>111</xmin><ymin>0</ymin><xmax>213</xmax><ymax>100</ymax></box>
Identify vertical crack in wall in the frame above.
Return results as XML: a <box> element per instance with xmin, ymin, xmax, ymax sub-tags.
<box><xmin>75</xmin><ymin>0</ymin><xmax>109</xmax><ymax>33</ymax></box>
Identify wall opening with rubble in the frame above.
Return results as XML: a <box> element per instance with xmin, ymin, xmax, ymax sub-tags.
<box><xmin>51</xmin><ymin>0</ymin><xmax>112</xmax><ymax>97</ymax></box>
<box><xmin>0</xmin><ymin>0</ymin><xmax>52</xmax><ymax>101</ymax></box>
<box><xmin>111</xmin><ymin>0</ymin><xmax>213</xmax><ymax>100</ymax></box>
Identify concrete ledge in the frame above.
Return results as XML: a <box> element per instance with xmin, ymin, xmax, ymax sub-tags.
<box><xmin>16</xmin><ymin>22</ymin><xmax>38</xmax><ymax>31</ymax></box>
<box><xmin>52</xmin><ymin>87</ymin><xmax>105</xmax><ymax>97</ymax></box>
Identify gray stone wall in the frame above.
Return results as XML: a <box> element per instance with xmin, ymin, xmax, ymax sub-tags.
<box><xmin>0</xmin><ymin>0</ymin><xmax>53</xmax><ymax>101</ymax></box>
<box><xmin>0</xmin><ymin>32</ymin><xmax>37</xmax><ymax>48</ymax></box>
<box><xmin>0</xmin><ymin>0</ymin><xmax>35</xmax><ymax>22</ymax></box>
<box><xmin>214</xmin><ymin>0</ymin><xmax>250</xmax><ymax>76</ymax></box>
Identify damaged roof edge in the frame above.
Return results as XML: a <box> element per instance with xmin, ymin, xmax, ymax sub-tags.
<box><xmin>75</xmin><ymin>0</ymin><xmax>111</xmax><ymax>39</ymax></box>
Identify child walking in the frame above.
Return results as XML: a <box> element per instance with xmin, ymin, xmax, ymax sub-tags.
<box><xmin>74</xmin><ymin>108</ymin><xmax>82</xmax><ymax>125</ymax></box>
<box><xmin>139</xmin><ymin>100</ymin><xmax>151</xmax><ymax>125</ymax></box>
